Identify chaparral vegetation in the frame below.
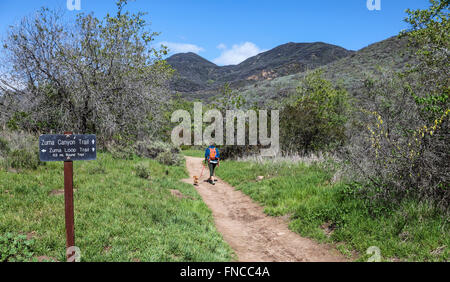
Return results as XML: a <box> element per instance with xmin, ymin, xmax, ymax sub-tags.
<box><xmin>0</xmin><ymin>0</ymin><xmax>448</xmax><ymax>262</ymax></box>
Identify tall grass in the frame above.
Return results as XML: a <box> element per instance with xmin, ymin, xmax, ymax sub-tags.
<box><xmin>0</xmin><ymin>153</ymin><xmax>234</xmax><ymax>262</ymax></box>
<box><xmin>217</xmin><ymin>160</ymin><xmax>449</xmax><ymax>262</ymax></box>
<box><xmin>181</xmin><ymin>149</ymin><xmax>205</xmax><ymax>158</ymax></box>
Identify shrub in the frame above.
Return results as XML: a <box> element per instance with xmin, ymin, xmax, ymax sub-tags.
<box><xmin>219</xmin><ymin>145</ymin><xmax>261</xmax><ymax>160</ymax></box>
<box><xmin>106</xmin><ymin>140</ymin><xmax>184</xmax><ymax>165</ymax></box>
<box><xmin>0</xmin><ymin>131</ymin><xmax>36</xmax><ymax>151</ymax></box>
<box><xmin>135</xmin><ymin>163</ymin><xmax>151</xmax><ymax>179</ymax></box>
<box><xmin>0</xmin><ymin>137</ymin><xmax>9</xmax><ymax>156</ymax></box>
<box><xmin>106</xmin><ymin>143</ymin><xmax>135</xmax><ymax>160</ymax></box>
<box><xmin>135</xmin><ymin>140</ymin><xmax>179</xmax><ymax>159</ymax></box>
<box><xmin>343</xmin><ymin>1</ymin><xmax>450</xmax><ymax>209</ymax></box>
<box><xmin>2</xmin><ymin>2</ymin><xmax>173</xmax><ymax>140</ymax></box>
<box><xmin>344</xmin><ymin>69</ymin><xmax>449</xmax><ymax>209</ymax></box>
<box><xmin>0</xmin><ymin>131</ymin><xmax>43</xmax><ymax>170</ymax></box>
<box><xmin>0</xmin><ymin>233</ymin><xmax>35</xmax><ymax>262</ymax></box>
<box><xmin>0</xmin><ymin>137</ymin><xmax>9</xmax><ymax>167</ymax></box>
<box><xmin>156</xmin><ymin>150</ymin><xmax>184</xmax><ymax>166</ymax></box>
<box><xmin>7</xmin><ymin>149</ymin><xmax>41</xmax><ymax>170</ymax></box>
<box><xmin>88</xmin><ymin>163</ymin><xmax>106</xmax><ymax>175</ymax></box>
<box><xmin>135</xmin><ymin>140</ymin><xmax>183</xmax><ymax>166</ymax></box>
<box><xmin>280</xmin><ymin>70</ymin><xmax>349</xmax><ymax>154</ymax></box>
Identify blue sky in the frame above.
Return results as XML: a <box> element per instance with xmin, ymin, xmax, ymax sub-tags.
<box><xmin>0</xmin><ymin>0</ymin><xmax>431</xmax><ymax>65</ymax></box>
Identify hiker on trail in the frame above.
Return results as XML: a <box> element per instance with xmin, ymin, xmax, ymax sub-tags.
<box><xmin>205</xmin><ymin>144</ymin><xmax>220</xmax><ymax>185</ymax></box>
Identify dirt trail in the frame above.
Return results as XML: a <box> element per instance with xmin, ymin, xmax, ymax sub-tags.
<box><xmin>182</xmin><ymin>156</ymin><xmax>347</xmax><ymax>262</ymax></box>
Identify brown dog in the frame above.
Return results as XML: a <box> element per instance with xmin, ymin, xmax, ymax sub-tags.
<box><xmin>193</xmin><ymin>176</ymin><xmax>199</xmax><ymax>186</ymax></box>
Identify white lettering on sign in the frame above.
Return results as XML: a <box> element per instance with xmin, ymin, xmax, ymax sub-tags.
<box><xmin>58</xmin><ymin>140</ymin><xmax>76</xmax><ymax>146</ymax></box>
<box><xmin>39</xmin><ymin>134</ymin><xmax>96</xmax><ymax>162</ymax></box>
<box><xmin>41</xmin><ymin>140</ymin><xmax>55</xmax><ymax>146</ymax></box>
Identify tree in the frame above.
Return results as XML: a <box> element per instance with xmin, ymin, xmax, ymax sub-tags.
<box><xmin>402</xmin><ymin>0</ymin><xmax>449</xmax><ymax>121</ymax></box>
<box><xmin>280</xmin><ymin>70</ymin><xmax>349</xmax><ymax>154</ymax></box>
<box><xmin>0</xmin><ymin>0</ymin><xmax>173</xmax><ymax>144</ymax></box>
<box><xmin>345</xmin><ymin>0</ymin><xmax>449</xmax><ymax>208</ymax></box>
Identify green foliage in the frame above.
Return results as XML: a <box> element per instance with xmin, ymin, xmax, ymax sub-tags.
<box><xmin>163</xmin><ymin>96</ymin><xmax>195</xmax><ymax>142</ymax></box>
<box><xmin>402</xmin><ymin>0</ymin><xmax>449</xmax><ymax>121</ymax></box>
<box><xmin>215</xmin><ymin>83</ymin><xmax>246</xmax><ymax>111</ymax></box>
<box><xmin>107</xmin><ymin>144</ymin><xmax>136</xmax><ymax>160</ymax></box>
<box><xmin>6</xmin><ymin>112</ymin><xmax>32</xmax><ymax>131</ymax></box>
<box><xmin>6</xmin><ymin>150</ymin><xmax>41</xmax><ymax>170</ymax></box>
<box><xmin>280</xmin><ymin>70</ymin><xmax>349</xmax><ymax>153</ymax></box>
<box><xmin>0</xmin><ymin>131</ymin><xmax>43</xmax><ymax>170</ymax></box>
<box><xmin>135</xmin><ymin>163</ymin><xmax>151</xmax><ymax>179</ymax></box>
<box><xmin>219</xmin><ymin>144</ymin><xmax>260</xmax><ymax>160</ymax></box>
<box><xmin>0</xmin><ymin>153</ymin><xmax>233</xmax><ymax>262</ymax></box>
<box><xmin>347</xmin><ymin>68</ymin><xmax>449</xmax><ymax>209</ymax></box>
<box><xmin>181</xmin><ymin>149</ymin><xmax>204</xmax><ymax>158</ymax></box>
<box><xmin>87</xmin><ymin>163</ymin><xmax>107</xmax><ymax>175</ymax></box>
<box><xmin>2</xmin><ymin>1</ymin><xmax>173</xmax><ymax>143</ymax></box>
<box><xmin>0</xmin><ymin>233</ymin><xmax>35</xmax><ymax>262</ymax></box>
<box><xmin>345</xmin><ymin>0</ymin><xmax>449</xmax><ymax>208</ymax></box>
<box><xmin>156</xmin><ymin>150</ymin><xmax>184</xmax><ymax>166</ymax></box>
<box><xmin>217</xmin><ymin>160</ymin><xmax>449</xmax><ymax>261</ymax></box>
<box><xmin>0</xmin><ymin>137</ymin><xmax>9</xmax><ymax>156</ymax></box>
<box><xmin>106</xmin><ymin>140</ymin><xmax>184</xmax><ymax>166</ymax></box>
<box><xmin>135</xmin><ymin>140</ymin><xmax>179</xmax><ymax>159</ymax></box>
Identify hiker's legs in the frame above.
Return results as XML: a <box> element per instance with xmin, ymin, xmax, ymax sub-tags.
<box><xmin>208</xmin><ymin>162</ymin><xmax>216</xmax><ymax>181</ymax></box>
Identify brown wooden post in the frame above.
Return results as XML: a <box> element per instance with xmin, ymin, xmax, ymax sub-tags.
<box><xmin>64</xmin><ymin>131</ymin><xmax>75</xmax><ymax>262</ymax></box>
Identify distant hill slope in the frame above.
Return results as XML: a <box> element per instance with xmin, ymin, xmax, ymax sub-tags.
<box><xmin>166</xmin><ymin>52</ymin><xmax>221</xmax><ymax>92</ymax></box>
<box><xmin>167</xmin><ymin>42</ymin><xmax>353</xmax><ymax>93</ymax></box>
<box><xmin>227</xmin><ymin>35</ymin><xmax>415</xmax><ymax>105</ymax></box>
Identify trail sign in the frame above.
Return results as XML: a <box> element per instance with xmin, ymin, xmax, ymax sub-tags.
<box><xmin>39</xmin><ymin>134</ymin><xmax>96</xmax><ymax>162</ymax></box>
<box><xmin>39</xmin><ymin>132</ymin><xmax>96</xmax><ymax>262</ymax></box>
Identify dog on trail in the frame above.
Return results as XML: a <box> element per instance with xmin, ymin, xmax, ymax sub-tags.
<box><xmin>193</xmin><ymin>176</ymin><xmax>199</xmax><ymax>186</ymax></box>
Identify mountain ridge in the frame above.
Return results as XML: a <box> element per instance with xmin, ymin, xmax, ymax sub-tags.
<box><xmin>232</xmin><ymin>35</ymin><xmax>415</xmax><ymax>105</ymax></box>
<box><xmin>175</xmin><ymin>35</ymin><xmax>414</xmax><ymax>102</ymax></box>
<box><xmin>167</xmin><ymin>41</ymin><xmax>354</xmax><ymax>93</ymax></box>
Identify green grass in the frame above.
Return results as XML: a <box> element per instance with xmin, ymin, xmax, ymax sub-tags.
<box><xmin>216</xmin><ymin>160</ymin><xmax>449</xmax><ymax>262</ymax></box>
<box><xmin>0</xmin><ymin>153</ymin><xmax>234</xmax><ymax>262</ymax></box>
<box><xmin>181</xmin><ymin>149</ymin><xmax>204</xmax><ymax>158</ymax></box>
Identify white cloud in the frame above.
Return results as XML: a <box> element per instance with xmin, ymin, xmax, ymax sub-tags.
<box><xmin>161</xmin><ymin>42</ymin><xmax>205</xmax><ymax>54</ymax></box>
<box><xmin>216</xmin><ymin>43</ymin><xmax>227</xmax><ymax>50</ymax></box>
<box><xmin>213</xmin><ymin>42</ymin><xmax>266</xmax><ymax>66</ymax></box>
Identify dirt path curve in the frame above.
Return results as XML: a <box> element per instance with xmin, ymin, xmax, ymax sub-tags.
<box><xmin>182</xmin><ymin>156</ymin><xmax>347</xmax><ymax>262</ymax></box>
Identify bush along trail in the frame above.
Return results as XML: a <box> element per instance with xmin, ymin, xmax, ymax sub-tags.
<box><xmin>215</xmin><ymin>158</ymin><xmax>449</xmax><ymax>262</ymax></box>
<box><xmin>183</xmin><ymin>156</ymin><xmax>346</xmax><ymax>262</ymax></box>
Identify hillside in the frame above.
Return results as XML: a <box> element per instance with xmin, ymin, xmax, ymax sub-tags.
<box><xmin>166</xmin><ymin>52</ymin><xmax>222</xmax><ymax>92</ymax></box>
<box><xmin>234</xmin><ymin>35</ymin><xmax>415</xmax><ymax>105</ymax></box>
<box><xmin>173</xmin><ymin>35</ymin><xmax>414</xmax><ymax>103</ymax></box>
<box><xmin>167</xmin><ymin>42</ymin><xmax>353</xmax><ymax>94</ymax></box>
